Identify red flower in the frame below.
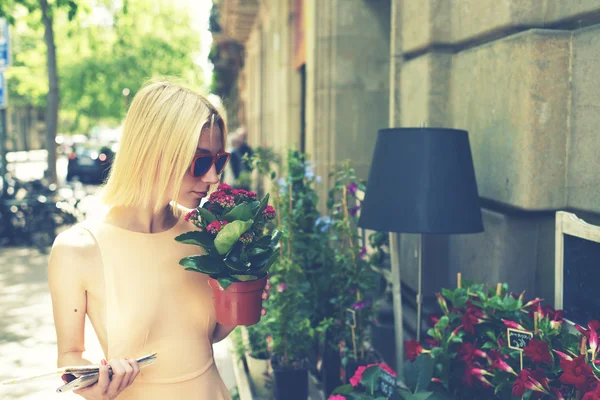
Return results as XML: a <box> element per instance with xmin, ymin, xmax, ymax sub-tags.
<box><xmin>206</xmin><ymin>220</ymin><xmax>228</xmax><ymax>234</ymax></box>
<box><xmin>436</xmin><ymin>293</ymin><xmax>449</xmax><ymax>314</ymax></box>
<box><xmin>349</xmin><ymin>364</ymin><xmax>378</xmax><ymax>387</ymax></box>
<box><xmin>559</xmin><ymin>355</ymin><xmax>593</xmax><ymax>392</ymax></box>
<box><xmin>457</xmin><ymin>343</ymin><xmax>488</xmax><ymax>363</ymax></box>
<box><xmin>428</xmin><ymin>314</ymin><xmax>441</xmax><ymax>327</ymax></box>
<box><xmin>577</xmin><ymin>323</ymin><xmax>599</xmax><ymax>359</ymax></box>
<box><xmin>405</xmin><ymin>340</ymin><xmax>423</xmax><ymax>362</ymax></box>
<box><xmin>461</xmin><ymin>301</ymin><xmax>485</xmax><ymax>334</ymax></box>
<box><xmin>425</xmin><ymin>338</ymin><xmax>440</xmax><ymax>348</ymax></box>
<box><xmin>263</xmin><ymin>205</ymin><xmax>276</xmax><ymax>219</ymax></box>
<box><xmin>379</xmin><ymin>363</ymin><xmax>397</xmax><ymax>378</ymax></box>
<box><xmin>217</xmin><ymin>183</ymin><xmax>232</xmax><ymax>192</ymax></box>
<box><xmin>502</xmin><ymin>319</ymin><xmax>526</xmax><ymax>330</ymax></box>
<box><xmin>524</xmin><ymin>339</ymin><xmax>552</xmax><ymax>365</ymax></box>
<box><xmin>512</xmin><ymin>369</ymin><xmax>549</xmax><ymax>397</ymax></box>
<box><xmin>584</xmin><ymin>384</ymin><xmax>600</xmax><ymax>400</ymax></box>
<box><xmin>184</xmin><ymin>209</ymin><xmax>198</xmax><ymax>222</ymax></box>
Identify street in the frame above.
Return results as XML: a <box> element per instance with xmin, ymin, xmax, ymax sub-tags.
<box><xmin>0</xmin><ymin>155</ymin><xmax>236</xmax><ymax>398</ymax></box>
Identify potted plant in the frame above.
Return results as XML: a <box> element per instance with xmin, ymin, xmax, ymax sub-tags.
<box><xmin>176</xmin><ymin>183</ymin><xmax>281</xmax><ymax>326</ymax></box>
<box><xmin>266</xmin><ymin>258</ymin><xmax>315</xmax><ymax>400</ymax></box>
<box><xmin>316</xmin><ymin>163</ymin><xmax>380</xmax><ymax>389</ymax></box>
<box><xmin>244</xmin><ymin>323</ymin><xmax>273</xmax><ymax>399</ymax></box>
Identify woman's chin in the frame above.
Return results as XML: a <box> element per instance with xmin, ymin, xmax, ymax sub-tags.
<box><xmin>178</xmin><ymin>197</ymin><xmax>203</xmax><ymax>210</ymax></box>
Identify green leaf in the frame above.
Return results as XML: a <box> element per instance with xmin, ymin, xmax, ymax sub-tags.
<box><xmin>231</xmin><ymin>274</ymin><xmax>258</xmax><ymax>282</ymax></box>
<box><xmin>223</xmin><ymin>203</ymin><xmax>254</xmax><ymax>222</ymax></box>
<box><xmin>486</xmin><ymin>331</ymin><xmax>497</xmax><ymax>342</ymax></box>
<box><xmin>223</xmin><ymin>254</ymin><xmax>249</xmax><ymax>272</ymax></box>
<box><xmin>197</xmin><ymin>208</ymin><xmax>217</xmax><ymax>224</ymax></box>
<box><xmin>179</xmin><ymin>255</ymin><xmax>224</xmax><ymax>275</ymax></box>
<box><xmin>435</xmin><ymin>316</ymin><xmax>449</xmax><ymax>331</ymax></box>
<box><xmin>404</xmin><ymin>393</ymin><xmax>433</xmax><ymax>400</ymax></box>
<box><xmin>218</xmin><ymin>277</ymin><xmax>234</xmax><ymax>290</ymax></box>
<box><xmin>255</xmin><ymin>235</ymin><xmax>272</xmax><ymax>248</ymax></box>
<box><xmin>214</xmin><ymin>220</ymin><xmax>254</xmax><ymax>255</ymax></box>
<box><xmin>482</xmin><ymin>342</ymin><xmax>496</xmax><ymax>349</ymax></box>
<box><xmin>253</xmin><ymin>251</ymin><xmax>279</xmax><ymax>274</ymax></box>
<box><xmin>249</xmin><ymin>201</ymin><xmax>261</xmax><ymax>213</ymax></box>
<box><xmin>254</xmin><ymin>193</ymin><xmax>270</xmax><ymax>218</ymax></box>
<box><xmin>332</xmin><ymin>384</ymin><xmax>354</xmax><ymax>395</ymax></box>
<box><xmin>360</xmin><ymin>365</ymin><xmax>381</xmax><ymax>394</ymax></box>
<box><xmin>430</xmin><ymin>347</ymin><xmax>444</xmax><ymax>358</ymax></box>
<box><xmin>175</xmin><ymin>231</ymin><xmax>217</xmax><ymax>252</ymax></box>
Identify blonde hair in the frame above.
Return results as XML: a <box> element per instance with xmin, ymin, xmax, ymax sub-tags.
<box><xmin>102</xmin><ymin>79</ymin><xmax>227</xmax><ymax>213</ymax></box>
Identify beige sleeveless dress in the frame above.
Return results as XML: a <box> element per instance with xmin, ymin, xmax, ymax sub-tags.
<box><xmin>79</xmin><ymin>213</ymin><xmax>231</xmax><ymax>399</ymax></box>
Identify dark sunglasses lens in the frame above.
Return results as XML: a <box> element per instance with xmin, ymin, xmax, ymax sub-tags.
<box><xmin>193</xmin><ymin>156</ymin><xmax>213</xmax><ymax>177</ymax></box>
<box><xmin>215</xmin><ymin>154</ymin><xmax>229</xmax><ymax>174</ymax></box>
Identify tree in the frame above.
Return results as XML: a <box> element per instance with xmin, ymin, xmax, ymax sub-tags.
<box><xmin>0</xmin><ymin>0</ymin><xmax>78</xmax><ymax>184</ymax></box>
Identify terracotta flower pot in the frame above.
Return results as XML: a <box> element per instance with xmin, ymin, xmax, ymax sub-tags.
<box><xmin>208</xmin><ymin>276</ymin><xmax>267</xmax><ymax>326</ymax></box>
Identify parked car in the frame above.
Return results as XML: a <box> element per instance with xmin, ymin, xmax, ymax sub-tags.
<box><xmin>67</xmin><ymin>143</ymin><xmax>115</xmax><ymax>184</ymax></box>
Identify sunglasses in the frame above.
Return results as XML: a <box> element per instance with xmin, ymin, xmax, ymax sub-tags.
<box><xmin>190</xmin><ymin>151</ymin><xmax>231</xmax><ymax>178</ymax></box>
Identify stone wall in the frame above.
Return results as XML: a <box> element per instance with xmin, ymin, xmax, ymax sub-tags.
<box><xmin>393</xmin><ymin>0</ymin><xmax>600</xmax><ymax>339</ymax></box>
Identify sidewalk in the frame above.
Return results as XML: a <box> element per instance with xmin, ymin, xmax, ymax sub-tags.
<box><xmin>0</xmin><ymin>246</ymin><xmax>236</xmax><ymax>399</ymax></box>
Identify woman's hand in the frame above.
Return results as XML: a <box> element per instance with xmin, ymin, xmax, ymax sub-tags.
<box><xmin>260</xmin><ymin>279</ymin><xmax>271</xmax><ymax>316</ymax></box>
<box><xmin>71</xmin><ymin>358</ymin><xmax>140</xmax><ymax>400</ymax></box>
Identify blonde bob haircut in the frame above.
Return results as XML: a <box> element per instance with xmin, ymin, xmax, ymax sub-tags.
<box><xmin>102</xmin><ymin>79</ymin><xmax>227</xmax><ymax>214</ymax></box>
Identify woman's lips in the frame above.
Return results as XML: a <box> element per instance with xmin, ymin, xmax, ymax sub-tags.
<box><xmin>192</xmin><ymin>191</ymin><xmax>207</xmax><ymax>198</ymax></box>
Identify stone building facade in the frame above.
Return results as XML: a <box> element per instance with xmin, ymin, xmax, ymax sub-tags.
<box><xmin>215</xmin><ymin>0</ymin><xmax>600</xmax><ymax>341</ymax></box>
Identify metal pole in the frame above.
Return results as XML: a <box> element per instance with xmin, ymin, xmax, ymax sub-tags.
<box><xmin>389</xmin><ymin>231</ymin><xmax>404</xmax><ymax>377</ymax></box>
<box><xmin>416</xmin><ymin>233</ymin><xmax>423</xmax><ymax>341</ymax></box>
<box><xmin>0</xmin><ymin>107</ymin><xmax>6</xmax><ymax>177</ymax></box>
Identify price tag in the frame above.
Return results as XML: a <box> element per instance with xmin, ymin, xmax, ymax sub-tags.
<box><xmin>378</xmin><ymin>368</ymin><xmax>397</xmax><ymax>399</ymax></box>
<box><xmin>507</xmin><ymin>328</ymin><xmax>533</xmax><ymax>351</ymax></box>
<box><xmin>346</xmin><ymin>308</ymin><xmax>356</xmax><ymax>328</ymax></box>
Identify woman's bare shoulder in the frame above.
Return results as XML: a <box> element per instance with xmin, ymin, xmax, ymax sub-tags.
<box><xmin>49</xmin><ymin>224</ymin><xmax>101</xmax><ymax>274</ymax></box>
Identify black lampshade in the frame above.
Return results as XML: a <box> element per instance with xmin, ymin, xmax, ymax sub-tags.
<box><xmin>358</xmin><ymin>128</ymin><xmax>484</xmax><ymax>234</ymax></box>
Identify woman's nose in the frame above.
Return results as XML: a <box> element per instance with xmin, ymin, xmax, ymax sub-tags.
<box><xmin>201</xmin><ymin>164</ymin><xmax>220</xmax><ymax>184</ymax></box>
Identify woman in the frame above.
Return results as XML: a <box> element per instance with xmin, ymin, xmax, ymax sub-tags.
<box><xmin>48</xmin><ymin>80</ymin><xmax>268</xmax><ymax>399</ymax></box>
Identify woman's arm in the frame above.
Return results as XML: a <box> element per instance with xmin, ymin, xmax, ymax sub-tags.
<box><xmin>48</xmin><ymin>227</ymin><xmax>96</xmax><ymax>367</ymax></box>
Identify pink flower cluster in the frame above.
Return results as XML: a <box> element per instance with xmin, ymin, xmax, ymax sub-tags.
<box><xmin>263</xmin><ymin>205</ymin><xmax>276</xmax><ymax>219</ymax></box>
<box><xmin>207</xmin><ymin>220</ymin><xmax>228</xmax><ymax>235</ymax></box>
<box><xmin>349</xmin><ymin>363</ymin><xmax>397</xmax><ymax>387</ymax></box>
<box><xmin>184</xmin><ymin>209</ymin><xmax>198</xmax><ymax>222</ymax></box>
<box><xmin>239</xmin><ymin>232</ymin><xmax>253</xmax><ymax>244</ymax></box>
<box><xmin>207</xmin><ymin>190</ymin><xmax>235</xmax><ymax>209</ymax></box>
<box><xmin>232</xmin><ymin>189</ymin><xmax>258</xmax><ymax>201</ymax></box>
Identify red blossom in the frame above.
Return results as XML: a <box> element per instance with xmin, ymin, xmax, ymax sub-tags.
<box><xmin>524</xmin><ymin>339</ymin><xmax>553</xmax><ymax>365</ymax></box>
<box><xmin>428</xmin><ymin>314</ymin><xmax>441</xmax><ymax>327</ymax></box>
<box><xmin>207</xmin><ymin>220</ymin><xmax>228</xmax><ymax>234</ymax></box>
<box><xmin>405</xmin><ymin>340</ymin><xmax>423</xmax><ymax>362</ymax></box>
<box><xmin>184</xmin><ymin>209</ymin><xmax>198</xmax><ymax>222</ymax></box>
<box><xmin>462</xmin><ymin>301</ymin><xmax>485</xmax><ymax>334</ymax></box>
<box><xmin>559</xmin><ymin>355</ymin><xmax>593</xmax><ymax>392</ymax></box>
<box><xmin>263</xmin><ymin>205</ymin><xmax>276</xmax><ymax>219</ymax></box>
<box><xmin>512</xmin><ymin>369</ymin><xmax>549</xmax><ymax>397</ymax></box>
<box><xmin>502</xmin><ymin>319</ymin><xmax>526</xmax><ymax>330</ymax></box>
<box><xmin>425</xmin><ymin>338</ymin><xmax>440</xmax><ymax>348</ymax></box>
<box><xmin>436</xmin><ymin>293</ymin><xmax>449</xmax><ymax>314</ymax></box>
<box><xmin>577</xmin><ymin>323</ymin><xmax>600</xmax><ymax>359</ymax></box>
<box><xmin>584</xmin><ymin>384</ymin><xmax>600</xmax><ymax>400</ymax></box>
<box><xmin>379</xmin><ymin>363</ymin><xmax>397</xmax><ymax>378</ymax></box>
<box><xmin>457</xmin><ymin>343</ymin><xmax>488</xmax><ymax>363</ymax></box>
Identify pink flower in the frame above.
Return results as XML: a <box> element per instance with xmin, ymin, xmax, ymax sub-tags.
<box><xmin>184</xmin><ymin>209</ymin><xmax>198</xmax><ymax>222</ymax></box>
<box><xmin>576</xmin><ymin>323</ymin><xmax>599</xmax><ymax>359</ymax></box>
<box><xmin>207</xmin><ymin>220</ymin><xmax>228</xmax><ymax>235</ymax></box>
<box><xmin>328</xmin><ymin>396</ymin><xmax>347</xmax><ymax>400</ymax></box>
<box><xmin>352</xmin><ymin>301</ymin><xmax>365</xmax><ymax>310</ymax></box>
<box><xmin>263</xmin><ymin>205</ymin><xmax>276</xmax><ymax>219</ymax></box>
<box><xmin>349</xmin><ymin>365</ymin><xmax>367</xmax><ymax>387</ymax></box>
<box><xmin>405</xmin><ymin>340</ymin><xmax>423</xmax><ymax>362</ymax></box>
<box><xmin>501</xmin><ymin>319</ymin><xmax>526</xmax><ymax>330</ymax></box>
<box><xmin>436</xmin><ymin>293</ymin><xmax>449</xmax><ymax>314</ymax></box>
<box><xmin>239</xmin><ymin>232</ymin><xmax>253</xmax><ymax>244</ymax></box>
<box><xmin>217</xmin><ymin>183</ymin><xmax>232</xmax><ymax>192</ymax></box>
<box><xmin>277</xmin><ymin>283</ymin><xmax>287</xmax><ymax>292</ymax></box>
<box><xmin>379</xmin><ymin>363</ymin><xmax>397</xmax><ymax>377</ymax></box>
<box><xmin>346</xmin><ymin>183</ymin><xmax>358</xmax><ymax>195</ymax></box>
<box><xmin>523</xmin><ymin>298</ymin><xmax>544</xmax><ymax>308</ymax></box>
<box><xmin>349</xmin><ymin>205</ymin><xmax>360</xmax><ymax>217</ymax></box>
<box><xmin>359</xmin><ymin>247</ymin><xmax>367</xmax><ymax>259</ymax></box>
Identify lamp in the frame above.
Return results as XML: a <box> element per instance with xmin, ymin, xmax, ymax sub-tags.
<box><xmin>358</xmin><ymin>127</ymin><xmax>484</xmax><ymax>374</ymax></box>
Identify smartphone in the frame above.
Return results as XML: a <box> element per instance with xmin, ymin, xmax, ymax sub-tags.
<box><xmin>56</xmin><ymin>353</ymin><xmax>158</xmax><ymax>393</ymax></box>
